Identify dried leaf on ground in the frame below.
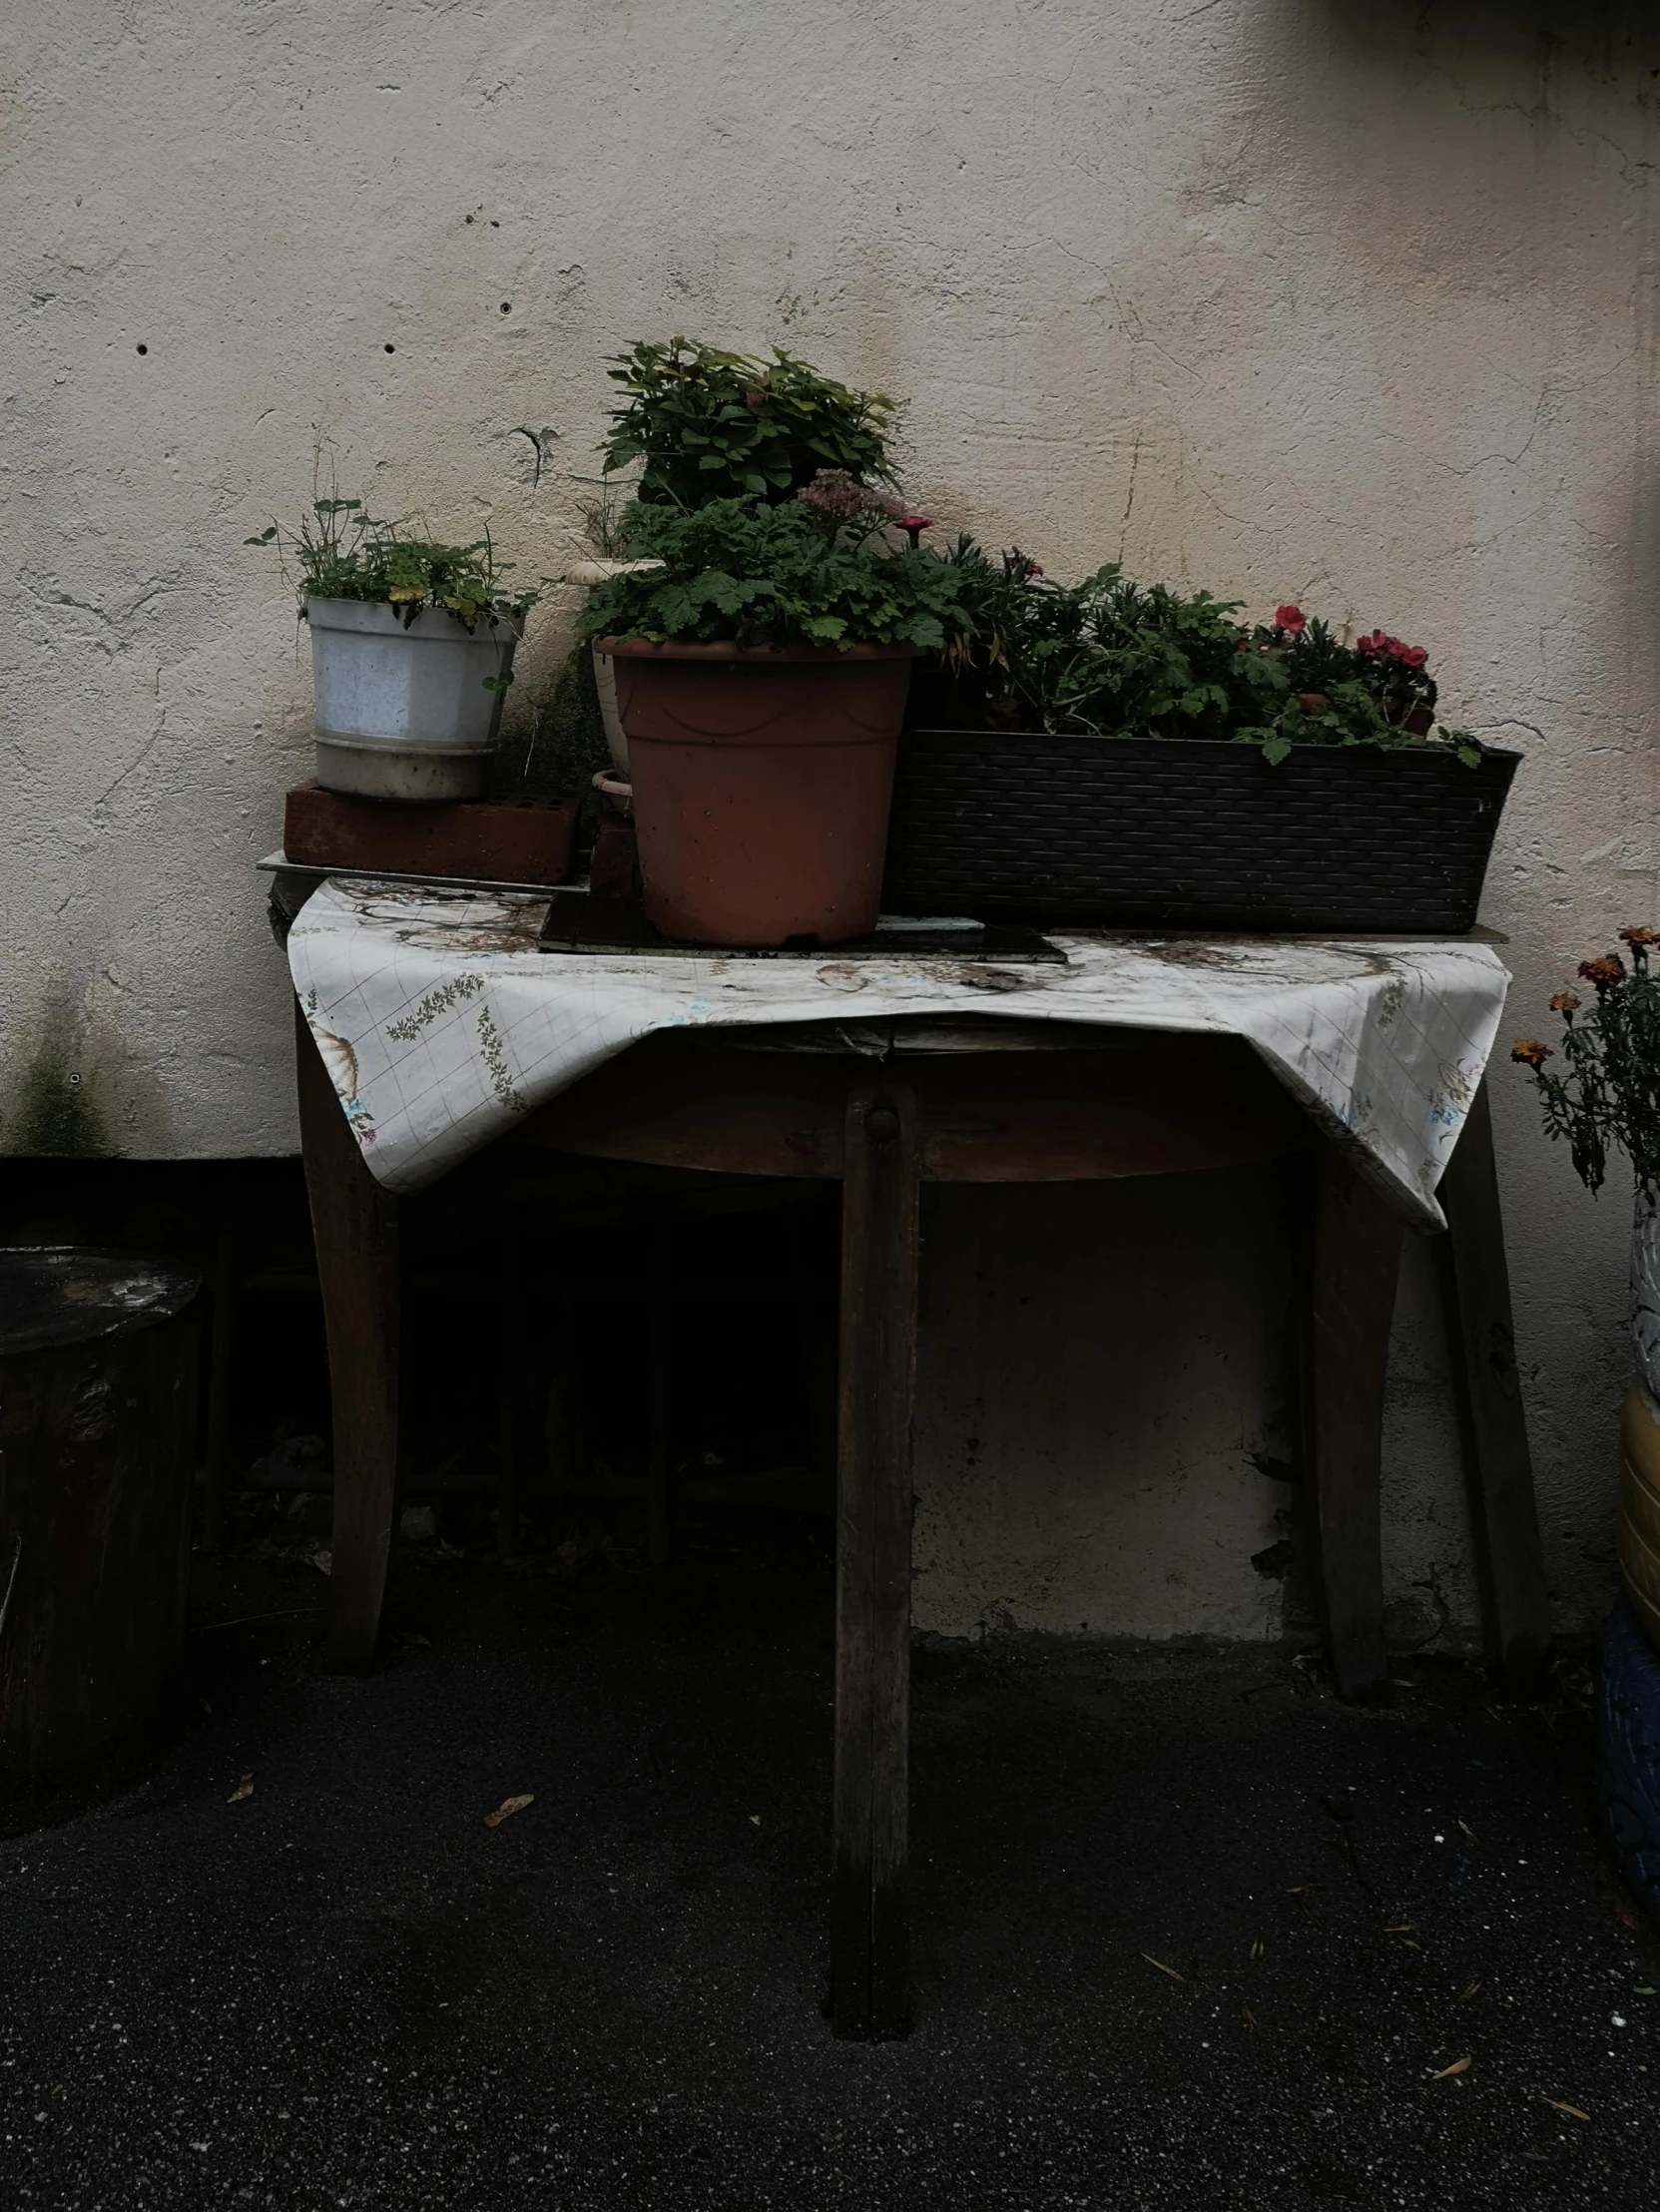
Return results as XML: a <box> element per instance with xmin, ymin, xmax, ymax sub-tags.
<box><xmin>1456</xmin><ymin>1979</ymin><xmax>1484</xmax><ymax>2004</ymax></box>
<box><xmin>1241</xmin><ymin>2004</ymin><xmax>1259</xmax><ymax>2030</ymax></box>
<box><xmin>310</xmin><ymin>1550</ymin><xmax>332</xmax><ymax>1576</ymax></box>
<box><xmin>1141</xmin><ymin>1953</ymin><xmax>1185</xmax><ymax>1984</ymax></box>
<box><xmin>1541</xmin><ymin>2097</ymin><xmax>1590</xmax><ymax>2122</ymax></box>
<box><xmin>1249</xmin><ymin>1937</ymin><xmax>1265</xmax><ymax>1961</ymax></box>
<box><xmin>483</xmin><ymin>1793</ymin><xmax>534</xmax><ymax>1829</ymax></box>
<box><xmin>1384</xmin><ymin>1923</ymin><xmax>1416</xmax><ymax>1934</ymax></box>
<box><xmin>1430</xmin><ymin>2055</ymin><xmax>1472</xmax><ymax>2080</ymax></box>
<box><xmin>227</xmin><ymin>1774</ymin><xmax>254</xmax><ymax>1804</ymax></box>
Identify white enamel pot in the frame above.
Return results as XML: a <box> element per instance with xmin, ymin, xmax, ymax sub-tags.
<box><xmin>306</xmin><ymin>596</ymin><xmax>518</xmax><ymax>802</ymax></box>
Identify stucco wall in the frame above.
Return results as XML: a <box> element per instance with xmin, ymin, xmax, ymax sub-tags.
<box><xmin>4</xmin><ymin>1</ymin><xmax>1655</xmax><ymax>1640</ymax></box>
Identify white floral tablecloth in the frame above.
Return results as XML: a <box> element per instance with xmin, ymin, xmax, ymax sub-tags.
<box><xmin>285</xmin><ymin>879</ymin><xmax>1511</xmax><ymax>1228</ymax></box>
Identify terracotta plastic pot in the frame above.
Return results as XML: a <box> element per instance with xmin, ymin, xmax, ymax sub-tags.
<box><xmin>600</xmin><ymin>638</ymin><xmax>918</xmax><ymax>946</ymax></box>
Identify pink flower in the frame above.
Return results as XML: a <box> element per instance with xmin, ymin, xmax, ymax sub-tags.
<box><xmin>1357</xmin><ymin>630</ymin><xmax>1390</xmax><ymax>660</ymax></box>
<box><xmin>899</xmin><ymin>513</ymin><xmax>932</xmax><ymax>550</ymax></box>
<box><xmin>1397</xmin><ymin>643</ymin><xmax>1427</xmax><ymax>670</ymax></box>
<box><xmin>1275</xmin><ymin>604</ymin><xmax>1307</xmax><ymax>634</ymax></box>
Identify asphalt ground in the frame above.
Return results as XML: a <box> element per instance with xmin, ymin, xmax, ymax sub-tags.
<box><xmin>1</xmin><ymin>1514</ymin><xmax>1655</xmax><ymax>2211</ymax></box>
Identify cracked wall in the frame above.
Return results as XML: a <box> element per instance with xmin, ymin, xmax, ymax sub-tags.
<box><xmin>3</xmin><ymin>0</ymin><xmax>1657</xmax><ymax>1640</ymax></box>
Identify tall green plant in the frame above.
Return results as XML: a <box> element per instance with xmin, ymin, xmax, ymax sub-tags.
<box><xmin>1513</xmin><ymin>932</ymin><xmax>1660</xmax><ymax>1193</ymax></box>
<box><xmin>601</xmin><ymin>337</ymin><xmax>898</xmax><ymax>508</ymax></box>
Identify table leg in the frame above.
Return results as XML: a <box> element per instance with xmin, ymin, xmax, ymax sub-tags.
<box><xmin>1303</xmin><ymin>1144</ymin><xmax>1403</xmax><ymax>1702</ymax></box>
<box><xmin>294</xmin><ymin>1000</ymin><xmax>400</xmax><ymax>1671</ymax></box>
<box><xmin>831</xmin><ymin>1077</ymin><xmax>920</xmax><ymax>2040</ymax></box>
<box><xmin>1434</xmin><ymin>1080</ymin><xmax>1551</xmax><ymax>1690</ymax></box>
<box><xmin>201</xmin><ymin>1208</ymin><xmax>237</xmax><ymax>1553</ymax></box>
<box><xmin>647</xmin><ymin>1217</ymin><xmax>673</xmax><ymax>1566</ymax></box>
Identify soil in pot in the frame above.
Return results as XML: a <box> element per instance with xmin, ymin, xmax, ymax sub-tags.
<box><xmin>602</xmin><ymin>639</ymin><xmax>917</xmax><ymax>947</ymax></box>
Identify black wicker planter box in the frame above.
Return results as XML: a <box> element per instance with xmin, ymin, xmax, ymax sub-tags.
<box><xmin>881</xmin><ymin>732</ymin><xmax>1521</xmax><ymax>933</ymax></box>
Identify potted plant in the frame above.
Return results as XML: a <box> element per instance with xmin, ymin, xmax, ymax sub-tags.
<box><xmin>578</xmin><ymin>338</ymin><xmax>902</xmax><ymax>780</ymax></box>
<box><xmin>885</xmin><ymin>553</ymin><xmax>1520</xmax><ymax>932</ymax></box>
<box><xmin>575</xmin><ymin>478</ymin><xmax>970</xmax><ymax>946</ymax></box>
<box><xmin>1512</xmin><ymin>936</ymin><xmax>1660</xmax><ymax>1925</ymax></box>
<box><xmin>248</xmin><ymin>495</ymin><xmax>543</xmax><ymax>801</ymax></box>
<box><xmin>1514</xmin><ymin>940</ymin><xmax>1660</xmax><ymax>1642</ymax></box>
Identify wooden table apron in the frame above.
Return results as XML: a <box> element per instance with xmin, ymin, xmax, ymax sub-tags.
<box><xmin>293</xmin><ymin>1005</ymin><xmax>1548</xmax><ymax>2041</ymax></box>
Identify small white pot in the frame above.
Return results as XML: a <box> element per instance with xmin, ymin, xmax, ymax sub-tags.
<box><xmin>567</xmin><ymin>558</ymin><xmax>663</xmax><ymax>775</ymax></box>
<box><xmin>1633</xmin><ymin>1185</ymin><xmax>1660</xmax><ymax>1402</ymax></box>
<box><xmin>306</xmin><ymin>595</ymin><xmax>518</xmax><ymax>802</ymax></box>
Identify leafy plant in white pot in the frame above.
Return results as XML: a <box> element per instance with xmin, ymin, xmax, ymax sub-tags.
<box><xmin>248</xmin><ymin>497</ymin><xmax>544</xmax><ymax>800</ymax></box>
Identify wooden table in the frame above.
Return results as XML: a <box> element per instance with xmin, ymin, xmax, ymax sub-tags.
<box><xmin>295</xmin><ymin>1003</ymin><xmax>1549</xmax><ymax>2040</ymax></box>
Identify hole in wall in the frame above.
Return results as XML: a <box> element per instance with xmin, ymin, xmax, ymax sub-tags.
<box><xmin>500</xmin><ymin>301</ymin><xmax>512</xmax><ymax>314</ymax></box>
<box><xmin>383</xmin><ymin>343</ymin><xmax>395</xmax><ymax>353</ymax></box>
<box><xmin>135</xmin><ymin>344</ymin><xmax>148</xmax><ymax>355</ymax></box>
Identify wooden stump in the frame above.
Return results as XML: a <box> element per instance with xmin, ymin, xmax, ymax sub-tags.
<box><xmin>0</xmin><ymin>1250</ymin><xmax>201</xmax><ymax>1781</ymax></box>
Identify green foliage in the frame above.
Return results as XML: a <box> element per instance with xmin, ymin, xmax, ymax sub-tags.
<box><xmin>491</xmin><ymin>642</ymin><xmax>612</xmax><ymax>807</ymax></box>
<box><xmin>246</xmin><ymin>498</ymin><xmax>545</xmax><ymax>635</ymax></box>
<box><xmin>1514</xmin><ymin>935</ymin><xmax>1660</xmax><ymax>1193</ymax></box>
<box><xmin>601</xmin><ymin>337</ymin><xmax>897</xmax><ymax>509</ymax></box>
<box><xmin>574</xmin><ymin>496</ymin><xmax>972</xmax><ymax>653</ymax></box>
<box><xmin>938</xmin><ymin>547</ymin><xmax>1480</xmax><ymax>762</ymax></box>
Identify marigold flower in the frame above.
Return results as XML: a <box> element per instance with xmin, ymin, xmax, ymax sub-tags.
<box><xmin>1548</xmin><ymin>991</ymin><xmax>1581</xmax><ymax>1016</ymax></box>
<box><xmin>1619</xmin><ymin>925</ymin><xmax>1658</xmax><ymax>950</ymax></box>
<box><xmin>1275</xmin><ymin>604</ymin><xmax>1307</xmax><ymax>634</ymax></box>
<box><xmin>1578</xmin><ymin>954</ymin><xmax>1627</xmax><ymax>989</ymax></box>
<box><xmin>1510</xmin><ymin>1038</ymin><xmax>1554</xmax><ymax>1069</ymax></box>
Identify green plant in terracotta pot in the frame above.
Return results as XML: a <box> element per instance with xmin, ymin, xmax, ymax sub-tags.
<box><xmin>582</xmin><ymin>338</ymin><xmax>901</xmax><ymax>780</ymax></box>
<box><xmin>576</xmin><ymin>481</ymin><xmax>969</xmax><ymax>947</ymax></box>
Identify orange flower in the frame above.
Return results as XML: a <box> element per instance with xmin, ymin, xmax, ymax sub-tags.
<box><xmin>1548</xmin><ymin>991</ymin><xmax>1581</xmax><ymax>1016</ymax></box>
<box><xmin>1578</xmin><ymin>954</ymin><xmax>1627</xmax><ymax>989</ymax></box>
<box><xmin>1510</xmin><ymin>1038</ymin><xmax>1554</xmax><ymax>1070</ymax></box>
<box><xmin>1619</xmin><ymin>925</ymin><xmax>1658</xmax><ymax>950</ymax></box>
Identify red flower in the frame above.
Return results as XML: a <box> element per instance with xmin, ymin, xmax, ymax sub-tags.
<box><xmin>1275</xmin><ymin>604</ymin><xmax>1307</xmax><ymax>634</ymax></box>
<box><xmin>899</xmin><ymin>513</ymin><xmax>933</xmax><ymax>550</ymax></box>
<box><xmin>1358</xmin><ymin>629</ymin><xmax>1428</xmax><ymax>671</ymax></box>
